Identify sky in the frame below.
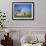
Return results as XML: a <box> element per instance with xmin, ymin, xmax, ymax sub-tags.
<box><xmin>14</xmin><ymin>3</ymin><xmax>32</xmax><ymax>12</ymax></box>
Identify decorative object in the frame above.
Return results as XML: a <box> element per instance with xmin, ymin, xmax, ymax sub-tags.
<box><xmin>1</xmin><ymin>30</ymin><xmax>13</xmax><ymax>46</ymax></box>
<box><xmin>1</xmin><ymin>29</ymin><xmax>13</xmax><ymax>46</ymax></box>
<box><xmin>12</xmin><ymin>2</ymin><xmax>34</xmax><ymax>20</ymax></box>
<box><xmin>0</xmin><ymin>11</ymin><xmax>6</xmax><ymax>28</ymax></box>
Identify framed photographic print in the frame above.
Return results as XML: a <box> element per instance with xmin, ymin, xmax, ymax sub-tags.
<box><xmin>12</xmin><ymin>2</ymin><xmax>34</xmax><ymax>20</ymax></box>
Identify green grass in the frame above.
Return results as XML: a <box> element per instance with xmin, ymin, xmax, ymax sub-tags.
<box><xmin>14</xmin><ymin>12</ymin><xmax>32</xmax><ymax>18</ymax></box>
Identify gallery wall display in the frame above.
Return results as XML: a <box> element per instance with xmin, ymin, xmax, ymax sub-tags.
<box><xmin>12</xmin><ymin>2</ymin><xmax>34</xmax><ymax>20</ymax></box>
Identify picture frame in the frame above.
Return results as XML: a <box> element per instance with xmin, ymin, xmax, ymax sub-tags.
<box><xmin>12</xmin><ymin>2</ymin><xmax>34</xmax><ymax>20</ymax></box>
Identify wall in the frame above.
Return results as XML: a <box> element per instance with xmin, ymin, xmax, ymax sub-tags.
<box><xmin>0</xmin><ymin>0</ymin><xmax>46</xmax><ymax>28</ymax></box>
<box><xmin>0</xmin><ymin>0</ymin><xmax>46</xmax><ymax>46</ymax></box>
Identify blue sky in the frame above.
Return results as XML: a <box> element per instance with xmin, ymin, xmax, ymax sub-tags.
<box><xmin>14</xmin><ymin>3</ymin><xmax>32</xmax><ymax>12</ymax></box>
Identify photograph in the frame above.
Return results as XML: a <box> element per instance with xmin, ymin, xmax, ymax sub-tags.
<box><xmin>12</xmin><ymin>2</ymin><xmax>34</xmax><ymax>20</ymax></box>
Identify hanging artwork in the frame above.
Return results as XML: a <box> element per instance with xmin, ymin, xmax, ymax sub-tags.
<box><xmin>12</xmin><ymin>2</ymin><xmax>34</xmax><ymax>20</ymax></box>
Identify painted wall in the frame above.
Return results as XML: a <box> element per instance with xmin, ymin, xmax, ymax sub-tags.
<box><xmin>0</xmin><ymin>0</ymin><xmax>46</xmax><ymax>27</ymax></box>
<box><xmin>0</xmin><ymin>0</ymin><xmax>46</xmax><ymax>46</ymax></box>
